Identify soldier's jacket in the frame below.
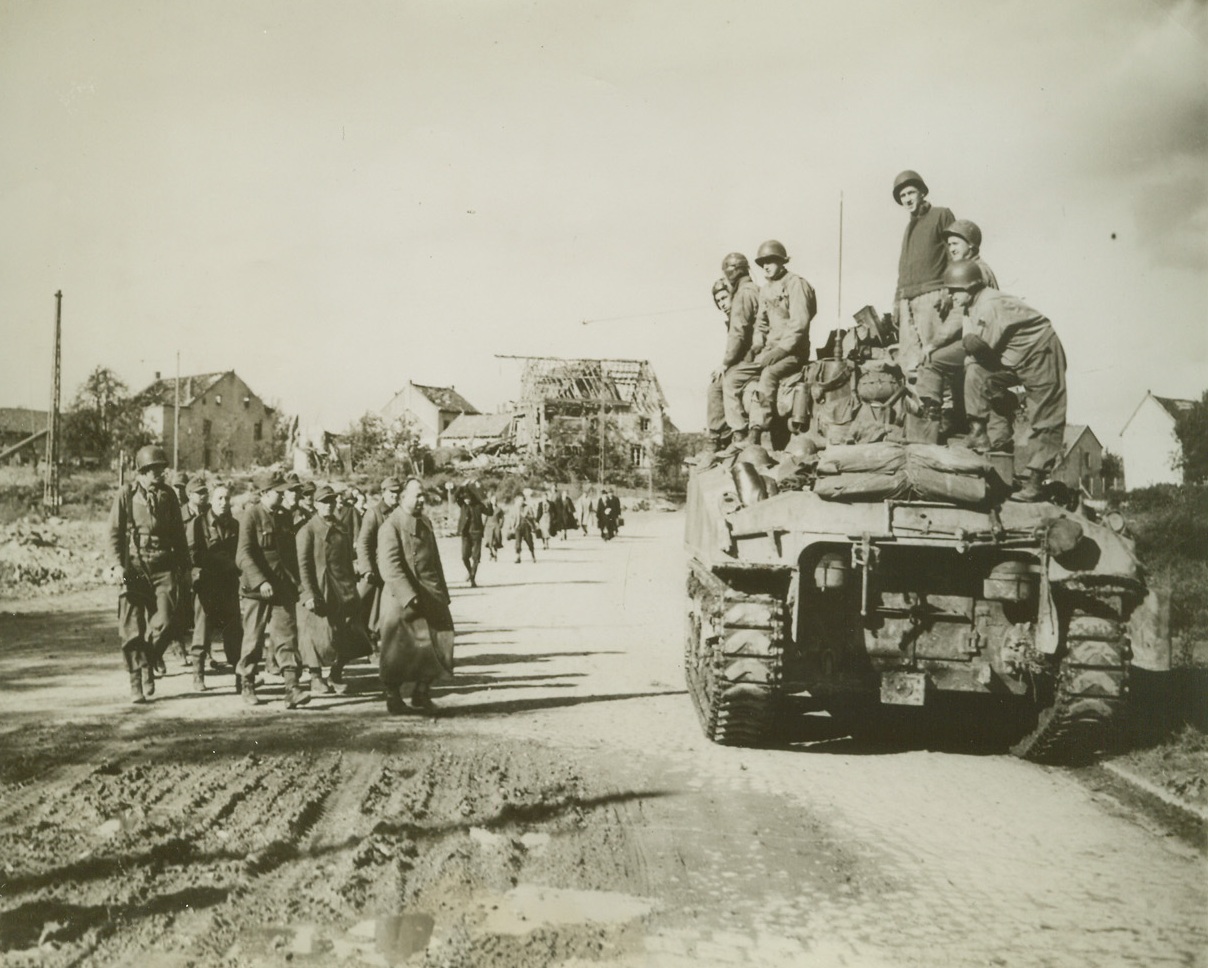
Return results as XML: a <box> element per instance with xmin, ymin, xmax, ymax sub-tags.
<box><xmin>756</xmin><ymin>270</ymin><xmax>817</xmax><ymax>361</ymax></box>
<box><xmin>356</xmin><ymin>500</ymin><xmax>390</xmax><ymax>582</ymax></box>
<box><xmin>722</xmin><ymin>277</ymin><xmax>760</xmax><ymax>368</ymax></box>
<box><xmin>296</xmin><ymin>513</ymin><xmax>359</xmax><ymax>610</ymax></box>
<box><xmin>236</xmin><ymin>502</ymin><xmax>300</xmax><ymax>603</ymax></box>
<box><xmin>963</xmin><ymin>289</ymin><xmax>1056</xmax><ymax>370</ymax></box>
<box><xmin>189</xmin><ymin>510</ymin><xmax>240</xmax><ymax>584</ymax></box>
<box><xmin>108</xmin><ymin>481</ymin><xmax>188</xmax><ymax>573</ymax></box>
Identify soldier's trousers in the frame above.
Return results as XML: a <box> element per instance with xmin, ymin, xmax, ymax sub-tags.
<box><xmin>965</xmin><ymin>333</ymin><xmax>1067</xmax><ymax>474</ymax></box>
<box><xmin>897</xmin><ymin>290</ymin><xmax>947</xmax><ymax>379</ymax></box>
<box><xmin>193</xmin><ymin>578</ymin><xmax>242</xmax><ymax>666</ymax></box>
<box><xmin>756</xmin><ymin>356</ymin><xmax>806</xmax><ymax>431</ymax></box>
<box><xmin>722</xmin><ymin>362</ymin><xmax>761</xmax><ymax>435</ymax></box>
<box><xmin>237</xmin><ymin>597</ymin><xmax>302</xmax><ymax>679</ymax></box>
<box><xmin>117</xmin><ymin>568</ymin><xmax>179</xmax><ymax>673</ymax></box>
<box><xmin>461</xmin><ymin>533</ymin><xmax>482</xmax><ymax>580</ymax></box>
<box><xmin>706</xmin><ymin>373</ymin><xmax>729</xmax><ymax>445</ymax></box>
<box><xmin>915</xmin><ymin>341</ymin><xmax>966</xmax><ymax>415</ymax></box>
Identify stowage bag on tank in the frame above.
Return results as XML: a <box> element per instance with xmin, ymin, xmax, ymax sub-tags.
<box><xmin>906</xmin><ymin>466</ymin><xmax>987</xmax><ymax>504</ymax></box>
<box><xmin>816</xmin><ymin>442</ymin><xmax>906</xmax><ymax>476</ymax></box>
<box><xmin>814</xmin><ymin>471</ymin><xmax>911</xmax><ymax>500</ymax></box>
<box><xmin>905</xmin><ymin>443</ymin><xmax>990</xmax><ymax>477</ymax></box>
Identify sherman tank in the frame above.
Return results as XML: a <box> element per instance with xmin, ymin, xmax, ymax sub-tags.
<box><xmin>685</xmin><ymin>316</ymin><xmax>1170</xmax><ymax>763</ymax></box>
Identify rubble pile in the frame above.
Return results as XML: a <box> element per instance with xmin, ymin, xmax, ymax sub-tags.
<box><xmin>0</xmin><ymin>517</ymin><xmax>111</xmax><ymax>598</ymax></box>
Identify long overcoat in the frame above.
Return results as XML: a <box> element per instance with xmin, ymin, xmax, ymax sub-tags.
<box><xmin>376</xmin><ymin>508</ymin><xmax>454</xmax><ymax>687</ymax></box>
<box><xmin>296</xmin><ymin>513</ymin><xmax>372</xmax><ymax>666</ymax></box>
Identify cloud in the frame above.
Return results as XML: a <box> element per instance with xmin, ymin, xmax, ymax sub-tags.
<box><xmin>1060</xmin><ymin>0</ymin><xmax>1208</xmax><ymax>268</ymax></box>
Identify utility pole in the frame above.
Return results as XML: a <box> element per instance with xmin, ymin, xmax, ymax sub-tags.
<box><xmin>43</xmin><ymin>291</ymin><xmax>62</xmax><ymax>513</ymax></box>
<box><xmin>173</xmin><ymin>352</ymin><xmax>181</xmax><ymax>470</ymax></box>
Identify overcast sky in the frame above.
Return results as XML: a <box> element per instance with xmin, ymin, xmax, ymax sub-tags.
<box><xmin>2</xmin><ymin>0</ymin><xmax>1205</xmax><ymax>446</ymax></box>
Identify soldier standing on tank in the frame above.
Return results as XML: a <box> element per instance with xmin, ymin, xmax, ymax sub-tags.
<box><xmin>187</xmin><ymin>479</ymin><xmax>243</xmax><ymax>689</ymax></box>
<box><xmin>751</xmin><ymin>240</ymin><xmax>817</xmax><ymax>445</ymax></box>
<box><xmin>717</xmin><ymin>253</ymin><xmax>765</xmax><ymax>452</ymax></box>
<box><xmin>357</xmin><ymin>477</ymin><xmax>401</xmax><ymax>650</ymax></box>
<box><xmin>944</xmin><ymin>219</ymin><xmax>998</xmax><ymax>290</ymax></box>
<box><xmin>107</xmin><ymin>445</ymin><xmax>189</xmax><ymax>703</ymax></box>
<box><xmin>892</xmin><ymin>170</ymin><xmax>955</xmax><ymax>380</ymax></box>
<box><xmin>915</xmin><ymin>218</ymin><xmax>1000</xmax><ymax>443</ymax></box>
<box><xmin>236</xmin><ymin>472</ymin><xmax>309</xmax><ymax>708</ymax></box>
<box><xmin>949</xmin><ymin>263</ymin><xmax>1068</xmax><ymax>501</ymax></box>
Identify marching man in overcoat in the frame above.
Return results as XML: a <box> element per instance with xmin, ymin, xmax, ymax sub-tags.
<box><xmin>377</xmin><ymin>478</ymin><xmax>455</xmax><ymax>714</ymax></box>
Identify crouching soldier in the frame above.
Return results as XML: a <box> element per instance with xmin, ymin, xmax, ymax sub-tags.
<box><xmin>950</xmin><ymin>264</ymin><xmax>1068</xmax><ymax>501</ymax></box>
<box><xmin>186</xmin><ymin>479</ymin><xmax>242</xmax><ymax>690</ymax></box>
<box><xmin>108</xmin><ymin>445</ymin><xmax>189</xmax><ymax>703</ymax></box>
<box><xmin>236</xmin><ymin>472</ymin><xmax>309</xmax><ymax>708</ymax></box>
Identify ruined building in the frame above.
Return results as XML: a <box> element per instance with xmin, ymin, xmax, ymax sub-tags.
<box><xmin>503</xmin><ymin>356</ymin><xmax>669</xmax><ymax>468</ymax></box>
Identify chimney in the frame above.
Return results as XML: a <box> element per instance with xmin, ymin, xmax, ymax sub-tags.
<box><xmin>155</xmin><ymin>371</ymin><xmax>161</xmax><ymax>380</ymax></box>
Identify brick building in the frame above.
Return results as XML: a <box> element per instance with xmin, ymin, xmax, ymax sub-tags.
<box><xmin>138</xmin><ymin>371</ymin><xmax>276</xmax><ymax>471</ymax></box>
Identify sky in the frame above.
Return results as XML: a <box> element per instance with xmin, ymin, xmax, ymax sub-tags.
<box><xmin>2</xmin><ymin>0</ymin><xmax>1205</xmax><ymax>447</ymax></box>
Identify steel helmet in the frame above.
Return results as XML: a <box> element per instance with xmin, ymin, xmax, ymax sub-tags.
<box><xmin>943</xmin><ymin>260</ymin><xmax>985</xmax><ymax>291</ymax></box>
<box><xmin>135</xmin><ymin>445</ymin><xmax>169</xmax><ymax>471</ymax></box>
<box><xmin>944</xmin><ymin>219</ymin><xmax>982</xmax><ymax>248</ymax></box>
<box><xmin>892</xmin><ymin>169</ymin><xmax>928</xmax><ymax>203</ymax></box>
<box><xmin>754</xmin><ymin>240</ymin><xmax>789</xmax><ymax>265</ymax></box>
<box><xmin>721</xmin><ymin>252</ymin><xmax>749</xmax><ymax>282</ymax></box>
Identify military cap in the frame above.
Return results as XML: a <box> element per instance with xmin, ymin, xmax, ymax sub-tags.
<box><xmin>170</xmin><ymin>470</ymin><xmax>190</xmax><ymax>487</ymax></box>
<box><xmin>283</xmin><ymin>472</ymin><xmax>304</xmax><ymax>491</ymax></box>
<box><xmin>944</xmin><ymin>219</ymin><xmax>983</xmax><ymax>248</ymax></box>
<box><xmin>300</xmin><ymin>480</ymin><xmax>317</xmax><ymax>496</ymax></box>
<box><xmin>379</xmin><ymin>477</ymin><xmax>401</xmax><ymax>493</ymax></box>
<box><xmin>185</xmin><ymin>476</ymin><xmax>209</xmax><ymax>495</ymax></box>
<box><xmin>313</xmin><ymin>484</ymin><xmax>338</xmax><ymax>503</ymax></box>
<box><xmin>254</xmin><ymin>470</ymin><xmax>286</xmax><ymax>493</ymax></box>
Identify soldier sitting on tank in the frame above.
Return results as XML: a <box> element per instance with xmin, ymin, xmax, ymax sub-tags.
<box><xmin>706</xmin><ymin>277</ymin><xmax>734</xmax><ymax>453</ymax></box>
<box><xmin>948</xmin><ymin>265</ymin><xmax>1068</xmax><ymax>502</ymax></box>
<box><xmin>750</xmin><ymin>240</ymin><xmax>817</xmax><ymax>447</ymax></box>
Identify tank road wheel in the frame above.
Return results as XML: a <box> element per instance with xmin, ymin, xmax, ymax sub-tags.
<box><xmin>1011</xmin><ymin>590</ymin><xmax>1132</xmax><ymax>765</ymax></box>
<box><xmin>685</xmin><ymin>568</ymin><xmax>785</xmax><ymax>747</ymax></box>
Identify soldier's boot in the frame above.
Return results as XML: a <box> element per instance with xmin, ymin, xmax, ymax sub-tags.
<box><xmin>966</xmin><ymin>418</ymin><xmax>991</xmax><ymax>454</ymax></box>
<box><xmin>1012</xmin><ymin>469</ymin><xmax>1047</xmax><ymax>503</ymax></box>
<box><xmin>142</xmin><ymin>665</ymin><xmax>156</xmax><ymax>697</ymax></box>
<box><xmin>385</xmin><ymin>685</ymin><xmax>407</xmax><ymax>715</ymax></box>
<box><xmin>909</xmin><ymin>399</ymin><xmax>942</xmax><ymax>445</ymax></box>
<box><xmin>331</xmin><ymin>660</ymin><xmax>349</xmax><ymax>695</ymax></box>
<box><xmin>283</xmin><ymin>669</ymin><xmax>311</xmax><ymax>709</ymax></box>
<box><xmin>129</xmin><ymin>672</ymin><xmax>146</xmax><ymax>704</ymax></box>
<box><xmin>309</xmin><ymin>668</ymin><xmax>334</xmax><ymax>696</ymax></box>
<box><xmin>241</xmin><ymin>675</ymin><xmax>261</xmax><ymax>706</ymax></box>
<box><xmin>192</xmin><ymin>665</ymin><xmax>205</xmax><ymax>692</ymax></box>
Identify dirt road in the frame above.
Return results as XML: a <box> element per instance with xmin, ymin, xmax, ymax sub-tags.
<box><xmin>1</xmin><ymin>511</ymin><xmax>1204</xmax><ymax>967</ymax></box>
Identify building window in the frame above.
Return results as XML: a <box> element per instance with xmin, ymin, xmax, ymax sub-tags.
<box><xmin>202</xmin><ymin>419</ymin><xmax>212</xmax><ymax>439</ymax></box>
<box><xmin>254</xmin><ymin>421</ymin><xmax>263</xmax><ymax>442</ymax></box>
<box><xmin>215</xmin><ymin>394</ymin><xmax>222</xmax><ymax>406</ymax></box>
<box><xmin>639</xmin><ymin>416</ymin><xmax>650</xmax><ymax>432</ymax></box>
<box><xmin>630</xmin><ymin>444</ymin><xmax>643</xmax><ymax>467</ymax></box>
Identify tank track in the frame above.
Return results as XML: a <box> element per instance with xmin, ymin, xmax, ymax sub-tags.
<box><xmin>685</xmin><ymin>565</ymin><xmax>785</xmax><ymax>747</ymax></box>
<box><xmin>1012</xmin><ymin>586</ymin><xmax>1133</xmax><ymax>764</ymax></box>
